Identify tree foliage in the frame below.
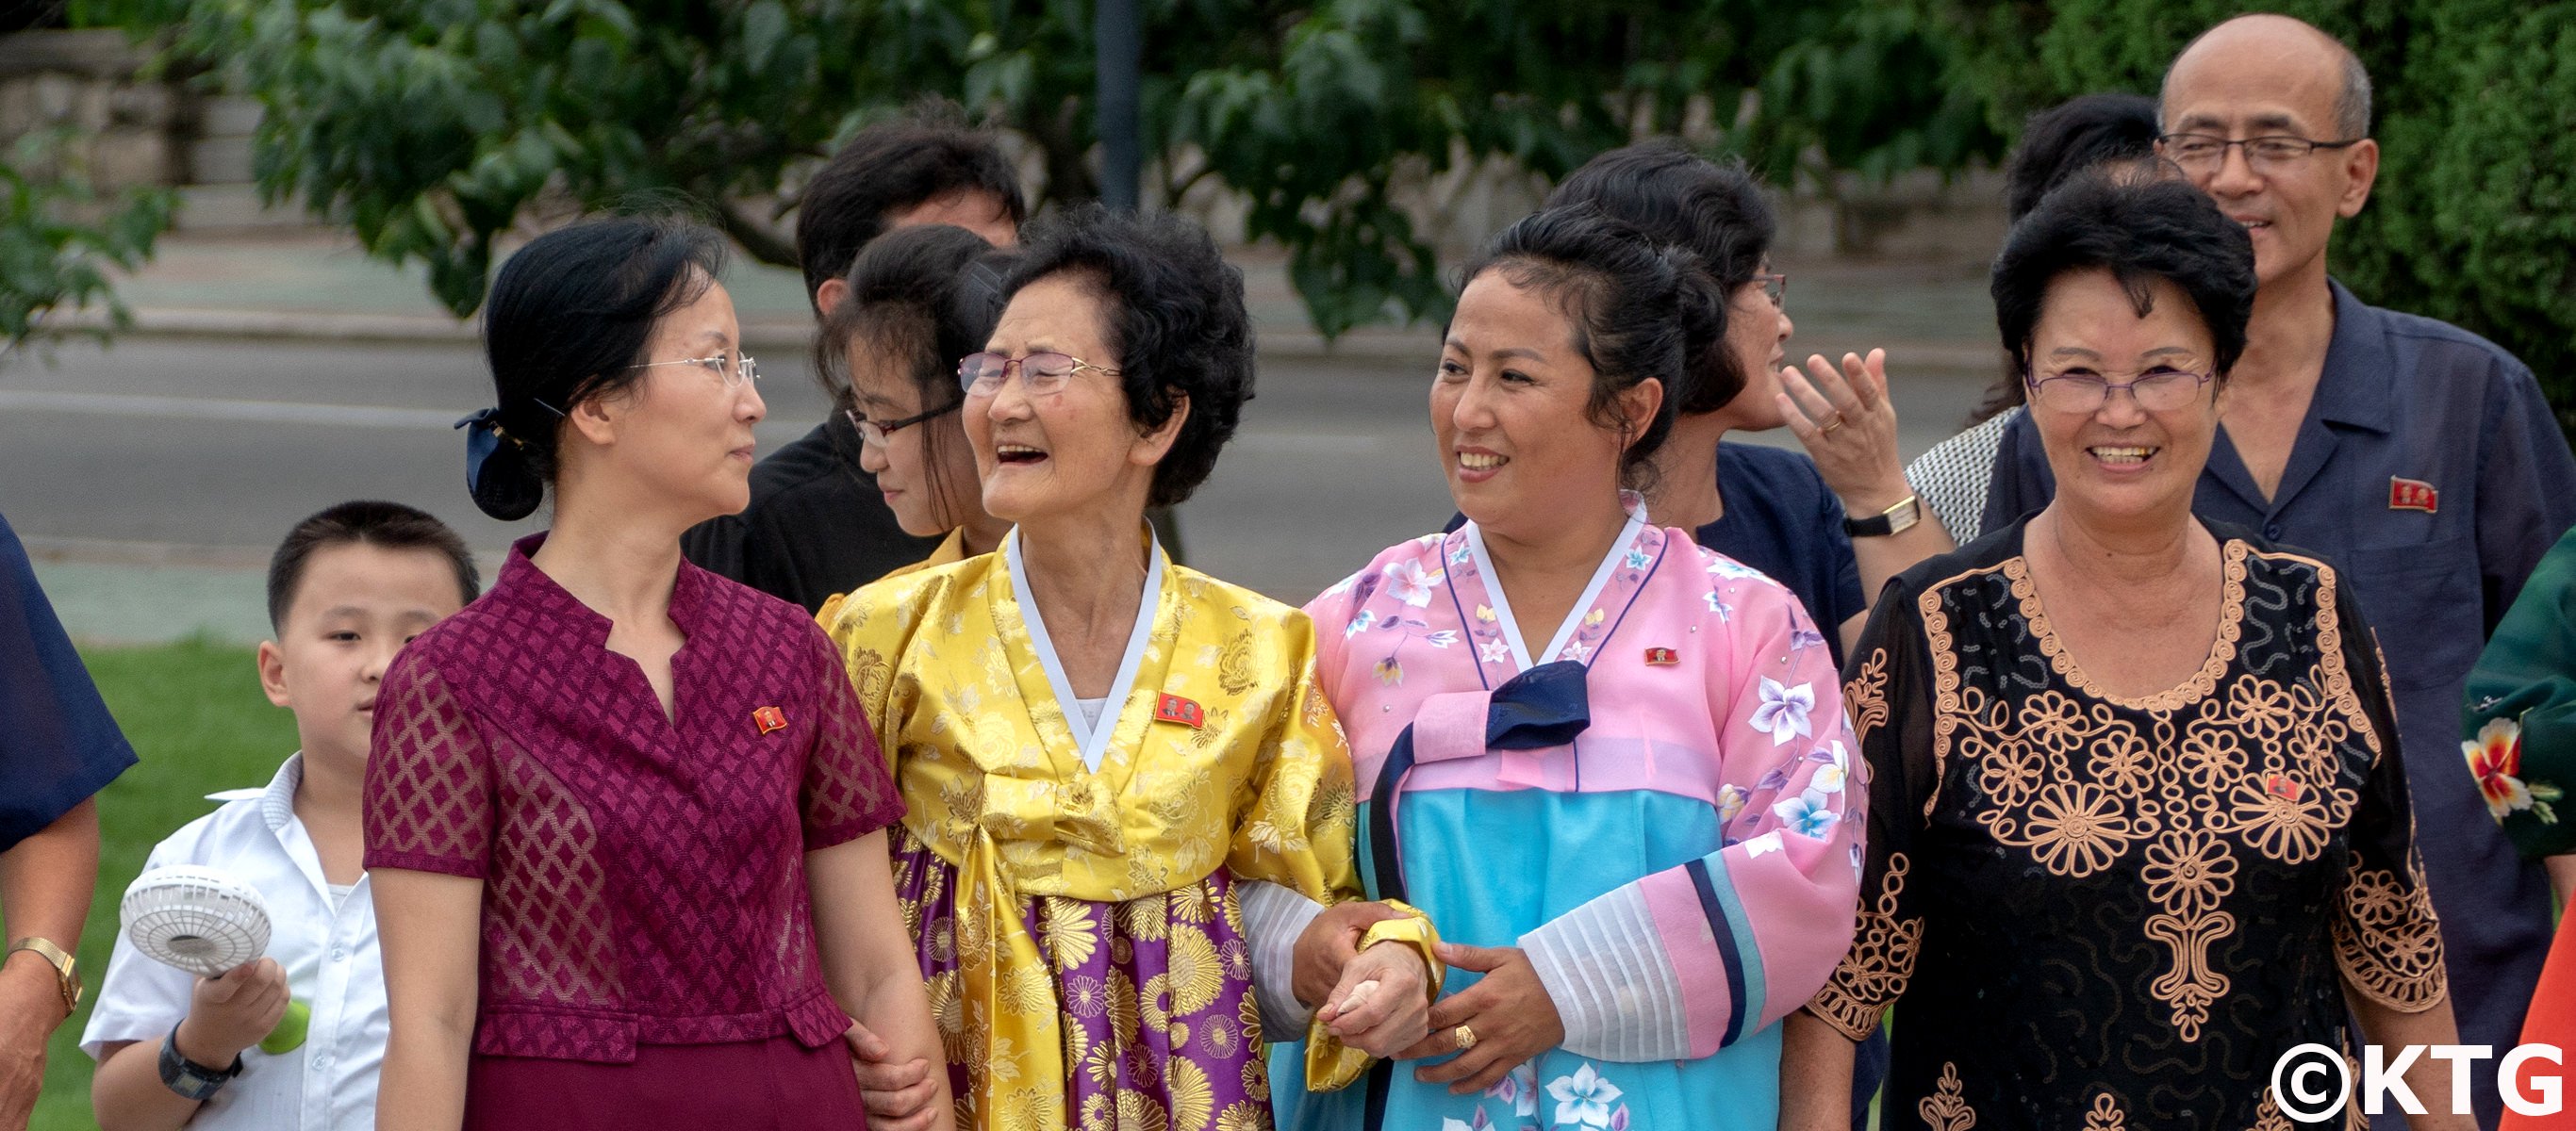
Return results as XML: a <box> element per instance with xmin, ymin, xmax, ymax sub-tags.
<box><xmin>1924</xmin><ymin>0</ymin><xmax>2576</xmax><ymax>434</ymax></box>
<box><xmin>116</xmin><ymin>0</ymin><xmax>2001</xmax><ymax>334</ymax></box>
<box><xmin>0</xmin><ymin>128</ymin><xmax>174</xmax><ymax>347</ymax></box>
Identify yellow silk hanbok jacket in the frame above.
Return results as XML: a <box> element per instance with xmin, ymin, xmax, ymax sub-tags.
<box><xmin>821</xmin><ymin>533</ymin><xmax>1360</xmax><ymax>1125</ymax></box>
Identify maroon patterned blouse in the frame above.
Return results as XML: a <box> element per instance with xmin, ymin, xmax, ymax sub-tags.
<box><xmin>364</xmin><ymin>535</ymin><xmax>903</xmax><ymax>1063</ymax></box>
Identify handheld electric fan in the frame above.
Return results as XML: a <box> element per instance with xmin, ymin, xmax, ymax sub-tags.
<box><xmin>121</xmin><ymin>866</ymin><xmax>309</xmax><ymax>1053</ymax></box>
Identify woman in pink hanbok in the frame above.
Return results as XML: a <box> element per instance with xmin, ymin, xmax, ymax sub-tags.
<box><xmin>1272</xmin><ymin>205</ymin><xmax>1861</xmax><ymax>1131</ymax></box>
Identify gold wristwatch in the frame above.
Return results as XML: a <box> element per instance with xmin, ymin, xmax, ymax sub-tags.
<box><xmin>1843</xmin><ymin>494</ymin><xmax>1923</xmax><ymax>538</ymax></box>
<box><xmin>7</xmin><ymin>937</ymin><xmax>81</xmax><ymax>1015</ymax></box>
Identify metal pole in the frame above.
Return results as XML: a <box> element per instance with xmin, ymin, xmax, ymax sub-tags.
<box><xmin>1095</xmin><ymin>0</ymin><xmax>1140</xmax><ymax>211</ymax></box>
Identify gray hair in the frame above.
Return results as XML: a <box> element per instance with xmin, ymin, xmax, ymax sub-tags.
<box><xmin>2333</xmin><ymin>47</ymin><xmax>2372</xmax><ymax>139</ymax></box>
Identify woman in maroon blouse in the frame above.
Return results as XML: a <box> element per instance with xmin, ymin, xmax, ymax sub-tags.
<box><xmin>364</xmin><ymin>218</ymin><xmax>949</xmax><ymax>1131</ymax></box>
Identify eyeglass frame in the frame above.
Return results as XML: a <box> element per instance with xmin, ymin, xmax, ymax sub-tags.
<box><xmin>628</xmin><ymin>352</ymin><xmax>760</xmax><ymax>387</ymax></box>
<box><xmin>2155</xmin><ymin>132</ymin><xmax>2364</xmax><ymax>172</ymax></box>
<box><xmin>957</xmin><ymin>351</ymin><xmax>1125</xmax><ymax>398</ymax></box>
<box><xmin>844</xmin><ymin>399</ymin><xmax>964</xmax><ymax>448</ymax></box>
<box><xmin>1752</xmin><ymin>271</ymin><xmax>1790</xmax><ymax>308</ymax></box>
<box><xmin>2023</xmin><ymin>365</ymin><xmax>2218</xmax><ymax>413</ymax></box>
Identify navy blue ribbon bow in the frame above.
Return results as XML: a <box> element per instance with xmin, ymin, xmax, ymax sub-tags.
<box><xmin>1366</xmin><ymin>659</ymin><xmax>1591</xmax><ymax>902</ymax></box>
<box><xmin>456</xmin><ymin>407</ymin><xmax>507</xmax><ymax>498</ymax></box>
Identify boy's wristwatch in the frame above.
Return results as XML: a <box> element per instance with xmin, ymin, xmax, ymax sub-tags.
<box><xmin>1844</xmin><ymin>494</ymin><xmax>1924</xmax><ymax>538</ymax></box>
<box><xmin>159</xmin><ymin>1020</ymin><xmax>244</xmax><ymax>1101</ymax></box>
<box><xmin>5</xmin><ymin>936</ymin><xmax>79</xmax><ymax>1014</ymax></box>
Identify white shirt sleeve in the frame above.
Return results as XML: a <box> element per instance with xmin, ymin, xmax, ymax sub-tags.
<box><xmin>81</xmin><ymin>843</ymin><xmax>198</xmax><ymax>1059</ymax></box>
<box><xmin>1235</xmin><ymin>879</ymin><xmax>1326</xmax><ymax>1038</ymax></box>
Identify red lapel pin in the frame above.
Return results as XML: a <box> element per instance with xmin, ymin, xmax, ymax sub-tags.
<box><xmin>1153</xmin><ymin>693</ymin><xmax>1205</xmax><ymax>729</ymax></box>
<box><xmin>2265</xmin><ymin>774</ymin><xmax>2303</xmax><ymax>802</ymax></box>
<box><xmin>2388</xmin><ymin>477</ymin><xmax>2439</xmax><ymax>514</ymax></box>
<box><xmin>1643</xmin><ymin>647</ymin><xmax>1679</xmax><ymax>666</ymax></box>
<box><xmin>752</xmin><ymin>706</ymin><xmax>787</xmax><ymax>735</ymax></box>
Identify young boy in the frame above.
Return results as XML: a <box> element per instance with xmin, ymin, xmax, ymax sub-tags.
<box><xmin>82</xmin><ymin>501</ymin><xmax>479</xmax><ymax>1130</ymax></box>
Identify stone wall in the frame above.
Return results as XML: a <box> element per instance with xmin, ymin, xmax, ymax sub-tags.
<box><xmin>0</xmin><ymin>29</ymin><xmax>193</xmax><ymax>188</ymax></box>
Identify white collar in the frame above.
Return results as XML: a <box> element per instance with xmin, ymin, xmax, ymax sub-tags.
<box><xmin>1005</xmin><ymin>529</ymin><xmax>1167</xmax><ymax>773</ymax></box>
<box><xmin>1463</xmin><ymin>501</ymin><xmax>1647</xmax><ymax>670</ymax></box>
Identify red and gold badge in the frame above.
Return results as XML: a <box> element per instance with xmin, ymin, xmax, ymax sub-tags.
<box><xmin>1153</xmin><ymin>693</ymin><xmax>1206</xmax><ymax>729</ymax></box>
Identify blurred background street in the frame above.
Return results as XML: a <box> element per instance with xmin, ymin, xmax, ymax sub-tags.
<box><xmin>2</xmin><ymin>231</ymin><xmax>2005</xmax><ymax>643</ymax></box>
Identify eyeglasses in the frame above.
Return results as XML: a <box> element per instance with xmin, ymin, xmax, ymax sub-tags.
<box><xmin>630</xmin><ymin>352</ymin><xmax>760</xmax><ymax>388</ymax></box>
<box><xmin>1753</xmin><ymin>271</ymin><xmax>1789</xmax><ymax>309</ymax></box>
<box><xmin>957</xmin><ymin>351</ymin><xmax>1123</xmax><ymax>398</ymax></box>
<box><xmin>2156</xmin><ymin>133</ymin><xmax>2363</xmax><ymax>173</ymax></box>
<box><xmin>2026</xmin><ymin>366</ymin><xmax>2215</xmax><ymax>413</ymax></box>
<box><xmin>845</xmin><ymin>400</ymin><xmax>962</xmax><ymax>448</ymax></box>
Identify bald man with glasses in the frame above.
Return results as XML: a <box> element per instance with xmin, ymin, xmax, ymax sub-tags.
<box><xmin>1983</xmin><ymin>16</ymin><xmax>2576</xmax><ymax>1129</ymax></box>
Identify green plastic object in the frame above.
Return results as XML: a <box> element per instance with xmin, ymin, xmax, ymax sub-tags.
<box><xmin>259</xmin><ymin>999</ymin><xmax>310</xmax><ymax>1055</ymax></box>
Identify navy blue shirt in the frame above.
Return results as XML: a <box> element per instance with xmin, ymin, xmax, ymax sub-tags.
<box><xmin>1983</xmin><ymin>281</ymin><xmax>2576</xmax><ymax>1125</ymax></box>
<box><xmin>1701</xmin><ymin>442</ymin><xmax>1869</xmax><ymax>668</ymax></box>
<box><xmin>0</xmin><ymin>510</ymin><xmax>136</xmax><ymax>851</ymax></box>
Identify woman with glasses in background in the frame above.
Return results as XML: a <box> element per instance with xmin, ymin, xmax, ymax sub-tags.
<box><xmin>1779</xmin><ymin>173</ymin><xmax>2469</xmax><ymax>1130</ymax></box>
<box><xmin>1544</xmin><ymin>142</ymin><xmax>1956</xmax><ymax>666</ymax></box>
<box><xmin>368</xmin><ymin>217</ymin><xmax>946</xmax><ymax>1130</ymax></box>
<box><xmin>807</xmin><ymin>225</ymin><xmax>1016</xmax><ymax>612</ymax></box>
<box><xmin>824</xmin><ymin>205</ymin><xmax>1433</xmax><ymax>1130</ymax></box>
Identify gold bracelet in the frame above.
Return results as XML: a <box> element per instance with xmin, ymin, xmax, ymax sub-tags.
<box><xmin>7</xmin><ymin>937</ymin><xmax>81</xmax><ymax>1016</ymax></box>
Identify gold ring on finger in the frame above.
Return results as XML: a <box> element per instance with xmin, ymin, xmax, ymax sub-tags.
<box><xmin>1817</xmin><ymin>414</ymin><xmax>1847</xmax><ymax>435</ymax></box>
<box><xmin>1454</xmin><ymin>1024</ymin><xmax>1478</xmax><ymax>1051</ymax></box>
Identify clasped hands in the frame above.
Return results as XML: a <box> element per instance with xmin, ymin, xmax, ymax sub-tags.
<box><xmin>1296</xmin><ymin>900</ymin><xmax>1565</xmax><ymax>1095</ymax></box>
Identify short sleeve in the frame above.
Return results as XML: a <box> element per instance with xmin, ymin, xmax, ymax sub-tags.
<box><xmin>1818</xmin><ymin>487</ymin><xmax>1867</xmax><ymax>630</ymax></box>
<box><xmin>1802</xmin><ymin>577</ymin><xmax>1940</xmax><ymax>1041</ymax></box>
<box><xmin>2326</xmin><ymin>575</ymin><xmax>2449</xmax><ymax>1013</ymax></box>
<box><xmin>2475</xmin><ymin>357</ymin><xmax>2576</xmax><ymax>635</ymax></box>
<box><xmin>801</xmin><ymin>626</ymin><xmax>903</xmax><ymax>850</ymax></box>
<box><xmin>80</xmin><ymin>839</ymin><xmax>197</xmax><ymax>1057</ymax></box>
<box><xmin>0</xmin><ymin>511</ymin><xmax>137</xmax><ymax>851</ymax></box>
<box><xmin>364</xmin><ymin>649</ymin><xmax>496</xmax><ymax>877</ymax></box>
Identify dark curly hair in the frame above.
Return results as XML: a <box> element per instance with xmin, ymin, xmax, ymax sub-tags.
<box><xmin>998</xmin><ymin>205</ymin><xmax>1253</xmax><ymax>509</ymax></box>
<box><xmin>1991</xmin><ymin>173</ymin><xmax>2255</xmax><ymax>387</ymax></box>
<box><xmin>795</xmin><ymin>102</ymin><xmax>1025</xmax><ymax>308</ymax></box>
<box><xmin>471</xmin><ymin>217</ymin><xmax>727</xmax><ymax>520</ymax></box>
<box><xmin>1545</xmin><ymin>140</ymin><xmax>1774</xmax><ymax>415</ymax></box>
<box><xmin>1456</xmin><ymin>205</ymin><xmax>1718</xmax><ymax>487</ymax></box>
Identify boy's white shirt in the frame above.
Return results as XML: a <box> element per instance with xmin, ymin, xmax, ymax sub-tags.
<box><xmin>83</xmin><ymin>753</ymin><xmax>387</xmax><ymax>1131</ymax></box>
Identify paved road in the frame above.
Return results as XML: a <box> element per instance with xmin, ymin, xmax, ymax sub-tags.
<box><xmin>2</xmin><ymin>274</ymin><xmax>2002</xmax><ymax>641</ymax></box>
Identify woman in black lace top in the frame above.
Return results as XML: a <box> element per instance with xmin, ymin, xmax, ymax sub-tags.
<box><xmin>1777</xmin><ymin>173</ymin><xmax>2470</xmax><ymax>1130</ymax></box>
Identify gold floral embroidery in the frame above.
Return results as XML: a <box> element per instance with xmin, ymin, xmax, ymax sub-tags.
<box><xmin>2012</xmin><ymin>549</ymin><xmax>2244</xmax><ymax>713</ymax></box>
<box><xmin>2251</xmin><ymin>1090</ymin><xmax>2293</xmax><ymax>1131</ymax></box>
<box><xmin>1847</xmin><ymin>647</ymin><xmax>1891</xmax><ymax>744</ymax></box>
<box><xmin>1912</xmin><ymin>544</ymin><xmax>2440</xmax><ymax>1041</ymax></box>
<box><xmin>2083</xmin><ymin>1092</ymin><xmax>2127</xmax><ymax>1130</ymax></box>
<box><xmin>1919</xmin><ymin>1062</ymin><xmax>1976</xmax><ymax>1131</ymax></box>
<box><xmin>1808</xmin><ymin>854</ymin><xmax>1923</xmax><ymax>1041</ymax></box>
<box><xmin>2334</xmin><ymin>851</ymin><xmax>2449</xmax><ymax>1011</ymax></box>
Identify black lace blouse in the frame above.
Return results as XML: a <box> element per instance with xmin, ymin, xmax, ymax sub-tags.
<box><xmin>1808</xmin><ymin>519</ymin><xmax>2448</xmax><ymax>1130</ymax></box>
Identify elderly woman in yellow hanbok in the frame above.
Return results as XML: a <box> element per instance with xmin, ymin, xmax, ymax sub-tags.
<box><xmin>824</xmin><ymin>205</ymin><xmax>1432</xmax><ymax>1131</ymax></box>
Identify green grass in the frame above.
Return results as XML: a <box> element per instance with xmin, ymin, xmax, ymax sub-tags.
<box><xmin>32</xmin><ymin>638</ymin><xmax>299</xmax><ymax>1131</ymax></box>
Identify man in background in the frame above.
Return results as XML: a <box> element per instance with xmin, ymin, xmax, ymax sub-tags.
<box><xmin>683</xmin><ymin>106</ymin><xmax>1024</xmax><ymax>612</ymax></box>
